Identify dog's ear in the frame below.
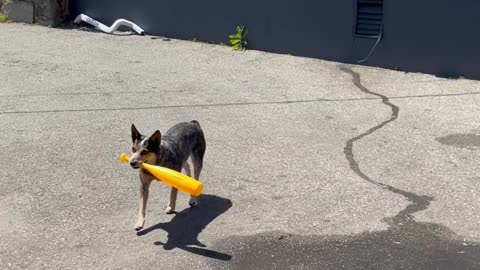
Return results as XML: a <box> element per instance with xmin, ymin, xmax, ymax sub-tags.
<box><xmin>149</xmin><ymin>130</ymin><xmax>162</xmax><ymax>146</ymax></box>
<box><xmin>131</xmin><ymin>124</ymin><xmax>141</xmax><ymax>143</ymax></box>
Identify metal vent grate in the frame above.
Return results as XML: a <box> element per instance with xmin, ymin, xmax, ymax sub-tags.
<box><xmin>355</xmin><ymin>0</ymin><xmax>383</xmax><ymax>37</ymax></box>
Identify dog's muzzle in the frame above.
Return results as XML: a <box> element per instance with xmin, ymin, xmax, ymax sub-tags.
<box><xmin>130</xmin><ymin>160</ymin><xmax>142</xmax><ymax>169</ymax></box>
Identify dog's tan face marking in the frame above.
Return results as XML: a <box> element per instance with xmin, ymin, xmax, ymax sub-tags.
<box><xmin>130</xmin><ymin>137</ymin><xmax>157</xmax><ymax>168</ymax></box>
<box><xmin>131</xmin><ymin>147</ymin><xmax>156</xmax><ymax>165</ymax></box>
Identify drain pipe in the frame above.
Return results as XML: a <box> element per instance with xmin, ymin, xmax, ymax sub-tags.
<box><xmin>74</xmin><ymin>14</ymin><xmax>145</xmax><ymax>35</ymax></box>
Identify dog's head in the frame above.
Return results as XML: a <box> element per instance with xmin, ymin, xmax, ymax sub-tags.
<box><xmin>129</xmin><ymin>124</ymin><xmax>161</xmax><ymax>169</ymax></box>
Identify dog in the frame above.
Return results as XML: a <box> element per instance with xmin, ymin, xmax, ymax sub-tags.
<box><xmin>129</xmin><ymin>121</ymin><xmax>206</xmax><ymax>231</ymax></box>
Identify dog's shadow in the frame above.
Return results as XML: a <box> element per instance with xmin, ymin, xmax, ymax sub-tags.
<box><xmin>137</xmin><ymin>194</ymin><xmax>233</xmax><ymax>261</ymax></box>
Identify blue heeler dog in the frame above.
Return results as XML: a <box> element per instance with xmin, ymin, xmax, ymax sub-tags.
<box><xmin>129</xmin><ymin>121</ymin><xmax>206</xmax><ymax>231</ymax></box>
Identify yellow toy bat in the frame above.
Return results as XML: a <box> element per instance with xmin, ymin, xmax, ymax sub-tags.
<box><xmin>119</xmin><ymin>153</ymin><xmax>203</xmax><ymax>197</ymax></box>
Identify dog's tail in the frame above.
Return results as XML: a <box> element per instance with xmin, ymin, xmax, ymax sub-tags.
<box><xmin>190</xmin><ymin>120</ymin><xmax>201</xmax><ymax>127</ymax></box>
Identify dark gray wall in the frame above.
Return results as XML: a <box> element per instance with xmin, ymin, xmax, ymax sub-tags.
<box><xmin>368</xmin><ymin>0</ymin><xmax>480</xmax><ymax>79</ymax></box>
<box><xmin>70</xmin><ymin>0</ymin><xmax>480</xmax><ymax>79</ymax></box>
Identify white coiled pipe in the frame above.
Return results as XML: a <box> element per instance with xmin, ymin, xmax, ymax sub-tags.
<box><xmin>74</xmin><ymin>14</ymin><xmax>145</xmax><ymax>35</ymax></box>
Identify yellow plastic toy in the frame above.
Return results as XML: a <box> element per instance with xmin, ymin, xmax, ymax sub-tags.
<box><xmin>119</xmin><ymin>153</ymin><xmax>203</xmax><ymax>197</ymax></box>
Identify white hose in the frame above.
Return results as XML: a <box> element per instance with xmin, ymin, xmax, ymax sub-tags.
<box><xmin>74</xmin><ymin>14</ymin><xmax>145</xmax><ymax>35</ymax></box>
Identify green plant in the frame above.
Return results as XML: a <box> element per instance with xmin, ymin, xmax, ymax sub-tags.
<box><xmin>229</xmin><ymin>25</ymin><xmax>248</xmax><ymax>50</ymax></box>
<box><xmin>0</xmin><ymin>14</ymin><xmax>7</xmax><ymax>23</ymax></box>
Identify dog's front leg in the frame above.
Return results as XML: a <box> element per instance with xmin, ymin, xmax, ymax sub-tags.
<box><xmin>135</xmin><ymin>173</ymin><xmax>152</xmax><ymax>231</ymax></box>
<box><xmin>165</xmin><ymin>188</ymin><xmax>178</xmax><ymax>214</ymax></box>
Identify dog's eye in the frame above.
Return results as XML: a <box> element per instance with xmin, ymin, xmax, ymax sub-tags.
<box><xmin>140</xmin><ymin>149</ymin><xmax>149</xmax><ymax>155</ymax></box>
<box><xmin>132</xmin><ymin>147</ymin><xmax>136</xmax><ymax>152</ymax></box>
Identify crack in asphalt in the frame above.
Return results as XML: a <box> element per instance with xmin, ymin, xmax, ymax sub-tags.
<box><xmin>339</xmin><ymin>66</ymin><xmax>434</xmax><ymax>227</ymax></box>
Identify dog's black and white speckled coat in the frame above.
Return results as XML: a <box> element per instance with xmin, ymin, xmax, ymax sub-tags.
<box><xmin>129</xmin><ymin>121</ymin><xmax>206</xmax><ymax>231</ymax></box>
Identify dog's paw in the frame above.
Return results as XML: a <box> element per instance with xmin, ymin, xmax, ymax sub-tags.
<box><xmin>165</xmin><ymin>206</ymin><xmax>175</xmax><ymax>214</ymax></box>
<box><xmin>134</xmin><ymin>219</ymin><xmax>145</xmax><ymax>231</ymax></box>
<box><xmin>189</xmin><ymin>197</ymin><xmax>198</xmax><ymax>207</ymax></box>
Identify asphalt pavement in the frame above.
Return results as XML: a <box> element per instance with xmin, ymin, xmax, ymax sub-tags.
<box><xmin>1</xmin><ymin>24</ymin><xmax>479</xmax><ymax>269</ymax></box>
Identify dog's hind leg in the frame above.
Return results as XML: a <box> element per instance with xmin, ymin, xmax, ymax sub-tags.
<box><xmin>189</xmin><ymin>144</ymin><xmax>205</xmax><ymax>207</ymax></box>
<box><xmin>191</xmin><ymin>142</ymin><xmax>205</xmax><ymax>181</ymax></box>
<box><xmin>165</xmin><ymin>188</ymin><xmax>178</xmax><ymax>214</ymax></box>
<box><xmin>166</xmin><ymin>164</ymin><xmax>184</xmax><ymax>214</ymax></box>
<box><xmin>183</xmin><ymin>159</ymin><xmax>198</xmax><ymax>207</ymax></box>
<box><xmin>183</xmin><ymin>160</ymin><xmax>192</xmax><ymax>178</ymax></box>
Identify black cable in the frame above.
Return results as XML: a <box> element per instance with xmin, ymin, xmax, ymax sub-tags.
<box><xmin>357</xmin><ymin>23</ymin><xmax>384</xmax><ymax>63</ymax></box>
